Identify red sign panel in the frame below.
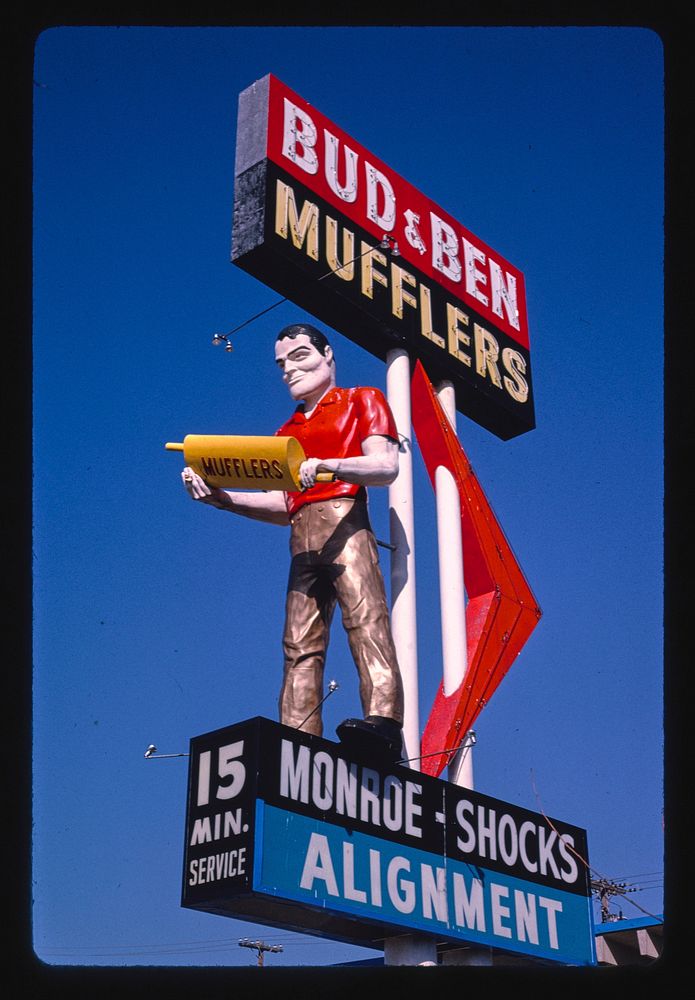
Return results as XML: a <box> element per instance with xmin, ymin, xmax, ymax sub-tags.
<box><xmin>265</xmin><ymin>75</ymin><xmax>529</xmax><ymax>349</ymax></box>
<box><xmin>232</xmin><ymin>74</ymin><xmax>535</xmax><ymax>440</ymax></box>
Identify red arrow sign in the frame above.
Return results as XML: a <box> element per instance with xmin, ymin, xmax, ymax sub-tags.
<box><xmin>411</xmin><ymin>360</ymin><xmax>542</xmax><ymax>777</ymax></box>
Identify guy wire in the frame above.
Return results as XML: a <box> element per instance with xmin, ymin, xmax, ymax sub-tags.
<box><xmin>214</xmin><ymin>236</ymin><xmax>399</xmax><ymax>345</ymax></box>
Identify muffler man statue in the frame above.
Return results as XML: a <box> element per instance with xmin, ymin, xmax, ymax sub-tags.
<box><xmin>181</xmin><ymin>323</ymin><xmax>404</xmax><ymax>758</ymax></box>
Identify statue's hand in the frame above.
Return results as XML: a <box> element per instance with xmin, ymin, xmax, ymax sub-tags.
<box><xmin>299</xmin><ymin>457</ymin><xmax>324</xmax><ymax>490</ymax></box>
<box><xmin>181</xmin><ymin>466</ymin><xmax>213</xmax><ymax>501</ymax></box>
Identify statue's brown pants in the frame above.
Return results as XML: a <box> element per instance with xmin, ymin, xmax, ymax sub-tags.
<box><xmin>279</xmin><ymin>497</ymin><xmax>404</xmax><ymax>736</ymax></box>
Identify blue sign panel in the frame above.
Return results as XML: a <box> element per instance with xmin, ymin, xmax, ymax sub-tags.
<box><xmin>255</xmin><ymin>803</ymin><xmax>593</xmax><ymax>964</ymax></box>
<box><xmin>181</xmin><ymin>718</ymin><xmax>595</xmax><ymax>965</ymax></box>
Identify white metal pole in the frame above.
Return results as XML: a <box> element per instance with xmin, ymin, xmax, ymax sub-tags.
<box><xmin>386</xmin><ymin>348</ymin><xmax>420</xmax><ymax>767</ymax></box>
<box><xmin>385</xmin><ymin>348</ymin><xmax>437</xmax><ymax>968</ymax></box>
<box><xmin>435</xmin><ymin>381</ymin><xmax>473</xmax><ymax>790</ymax></box>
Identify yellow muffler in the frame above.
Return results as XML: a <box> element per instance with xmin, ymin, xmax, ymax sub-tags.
<box><xmin>165</xmin><ymin>434</ymin><xmax>335</xmax><ymax>490</ymax></box>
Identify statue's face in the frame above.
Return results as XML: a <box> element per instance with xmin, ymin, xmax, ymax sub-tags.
<box><xmin>275</xmin><ymin>333</ymin><xmax>334</xmax><ymax>403</ymax></box>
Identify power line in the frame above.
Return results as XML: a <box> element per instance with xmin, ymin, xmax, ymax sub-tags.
<box><xmin>37</xmin><ymin>930</ymin><xmax>323</xmax><ymax>961</ymax></box>
<box><xmin>610</xmin><ymin>871</ymin><xmax>663</xmax><ymax>881</ymax></box>
<box><xmin>529</xmin><ymin>770</ymin><xmax>663</xmax><ymax>923</ymax></box>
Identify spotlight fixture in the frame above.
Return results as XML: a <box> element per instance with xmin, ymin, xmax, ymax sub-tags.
<box><xmin>296</xmin><ymin>678</ymin><xmax>341</xmax><ymax>731</ymax></box>
<box><xmin>212</xmin><ymin>333</ymin><xmax>233</xmax><ymax>352</ymax></box>
<box><xmin>143</xmin><ymin>744</ymin><xmax>189</xmax><ymax>760</ymax></box>
<box><xmin>379</xmin><ymin>234</ymin><xmax>400</xmax><ymax>255</ymax></box>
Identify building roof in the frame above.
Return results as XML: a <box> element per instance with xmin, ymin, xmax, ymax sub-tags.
<box><xmin>594</xmin><ymin>915</ymin><xmax>663</xmax><ymax>966</ymax></box>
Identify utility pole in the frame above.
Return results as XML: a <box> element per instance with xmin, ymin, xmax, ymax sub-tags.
<box><xmin>238</xmin><ymin>937</ymin><xmax>284</xmax><ymax>966</ymax></box>
<box><xmin>591</xmin><ymin>878</ymin><xmax>638</xmax><ymax>922</ymax></box>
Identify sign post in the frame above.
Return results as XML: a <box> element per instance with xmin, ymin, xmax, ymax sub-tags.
<box><xmin>385</xmin><ymin>346</ymin><xmax>436</xmax><ymax>964</ymax></box>
<box><xmin>433</xmin><ymin>381</ymin><xmax>473</xmax><ymax>789</ymax></box>
<box><xmin>386</xmin><ymin>347</ymin><xmax>421</xmax><ymax>767</ymax></box>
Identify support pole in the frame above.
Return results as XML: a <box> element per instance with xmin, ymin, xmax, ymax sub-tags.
<box><xmin>386</xmin><ymin>348</ymin><xmax>420</xmax><ymax>767</ymax></box>
<box><xmin>435</xmin><ymin>381</ymin><xmax>473</xmax><ymax>791</ymax></box>
<box><xmin>433</xmin><ymin>382</ymin><xmax>489</xmax><ymax>967</ymax></box>
<box><xmin>383</xmin><ymin>934</ymin><xmax>438</xmax><ymax>966</ymax></box>
<box><xmin>385</xmin><ymin>348</ymin><xmax>437</xmax><ymax>968</ymax></box>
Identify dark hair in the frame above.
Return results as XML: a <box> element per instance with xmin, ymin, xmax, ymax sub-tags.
<box><xmin>276</xmin><ymin>323</ymin><xmax>331</xmax><ymax>357</ymax></box>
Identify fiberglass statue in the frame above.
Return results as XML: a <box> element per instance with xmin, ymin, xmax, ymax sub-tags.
<box><xmin>181</xmin><ymin>323</ymin><xmax>405</xmax><ymax>760</ymax></box>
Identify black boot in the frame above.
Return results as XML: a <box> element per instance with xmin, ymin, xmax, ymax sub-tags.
<box><xmin>336</xmin><ymin>715</ymin><xmax>403</xmax><ymax>764</ymax></box>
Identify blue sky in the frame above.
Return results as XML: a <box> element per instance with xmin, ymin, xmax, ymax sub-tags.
<box><xmin>31</xmin><ymin>25</ymin><xmax>664</xmax><ymax>968</ymax></box>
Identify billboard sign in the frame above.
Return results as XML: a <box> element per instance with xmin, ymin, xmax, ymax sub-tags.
<box><xmin>182</xmin><ymin>718</ymin><xmax>595</xmax><ymax>965</ymax></box>
<box><xmin>232</xmin><ymin>74</ymin><xmax>535</xmax><ymax>440</ymax></box>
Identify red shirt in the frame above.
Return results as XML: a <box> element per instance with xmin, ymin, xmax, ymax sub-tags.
<box><xmin>275</xmin><ymin>386</ymin><xmax>398</xmax><ymax>515</ymax></box>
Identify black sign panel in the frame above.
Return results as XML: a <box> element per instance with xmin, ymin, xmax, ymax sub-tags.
<box><xmin>182</xmin><ymin>717</ymin><xmax>260</xmax><ymax>908</ymax></box>
<box><xmin>233</xmin><ymin>164</ymin><xmax>535</xmax><ymax>441</ymax></box>
<box><xmin>181</xmin><ymin>718</ymin><xmax>594</xmax><ymax>963</ymax></box>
